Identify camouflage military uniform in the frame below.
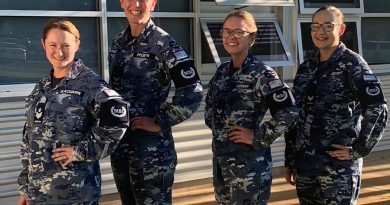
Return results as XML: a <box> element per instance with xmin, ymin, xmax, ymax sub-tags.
<box><xmin>108</xmin><ymin>20</ymin><xmax>203</xmax><ymax>205</ymax></box>
<box><xmin>205</xmin><ymin>54</ymin><xmax>298</xmax><ymax>205</ymax></box>
<box><xmin>285</xmin><ymin>43</ymin><xmax>388</xmax><ymax>205</ymax></box>
<box><xmin>17</xmin><ymin>59</ymin><xmax>129</xmax><ymax>204</ymax></box>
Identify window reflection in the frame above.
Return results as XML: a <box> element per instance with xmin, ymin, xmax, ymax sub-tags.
<box><xmin>302</xmin><ymin>0</ymin><xmax>361</xmax><ymax>8</ymax></box>
<box><xmin>364</xmin><ymin>0</ymin><xmax>390</xmax><ymax>13</ymax></box>
<box><xmin>0</xmin><ymin>17</ymin><xmax>99</xmax><ymax>85</ymax></box>
<box><xmin>0</xmin><ymin>0</ymin><xmax>97</xmax><ymax>11</ymax></box>
<box><xmin>362</xmin><ymin>18</ymin><xmax>390</xmax><ymax>64</ymax></box>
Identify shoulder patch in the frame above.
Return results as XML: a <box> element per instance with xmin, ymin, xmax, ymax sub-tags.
<box><xmin>181</xmin><ymin>67</ymin><xmax>196</xmax><ymax>79</ymax></box>
<box><xmin>366</xmin><ymin>85</ymin><xmax>381</xmax><ymax>96</ymax></box>
<box><xmin>363</xmin><ymin>74</ymin><xmax>377</xmax><ymax>82</ymax></box>
<box><xmin>273</xmin><ymin>90</ymin><xmax>289</xmax><ymax>102</ymax></box>
<box><xmin>268</xmin><ymin>79</ymin><xmax>284</xmax><ymax>90</ymax></box>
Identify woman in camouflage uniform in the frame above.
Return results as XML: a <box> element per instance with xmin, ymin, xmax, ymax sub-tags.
<box><xmin>17</xmin><ymin>19</ymin><xmax>129</xmax><ymax>205</ymax></box>
<box><xmin>205</xmin><ymin>10</ymin><xmax>298</xmax><ymax>204</ymax></box>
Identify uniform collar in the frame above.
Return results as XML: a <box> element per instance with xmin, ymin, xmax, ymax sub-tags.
<box><xmin>67</xmin><ymin>59</ymin><xmax>85</xmax><ymax>79</ymax></box>
<box><xmin>113</xmin><ymin>19</ymin><xmax>156</xmax><ymax>48</ymax></box>
<box><xmin>229</xmin><ymin>54</ymin><xmax>254</xmax><ymax>70</ymax></box>
<box><xmin>314</xmin><ymin>42</ymin><xmax>347</xmax><ymax>65</ymax></box>
<box><xmin>49</xmin><ymin>59</ymin><xmax>85</xmax><ymax>81</ymax></box>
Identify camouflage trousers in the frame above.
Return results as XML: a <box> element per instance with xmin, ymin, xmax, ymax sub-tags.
<box><xmin>213</xmin><ymin>149</ymin><xmax>272</xmax><ymax>205</ymax></box>
<box><xmin>110</xmin><ymin>138</ymin><xmax>177</xmax><ymax>205</ymax></box>
<box><xmin>295</xmin><ymin>173</ymin><xmax>360</xmax><ymax>205</ymax></box>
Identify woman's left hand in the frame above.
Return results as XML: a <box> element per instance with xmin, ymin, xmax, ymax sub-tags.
<box><xmin>228</xmin><ymin>125</ymin><xmax>253</xmax><ymax>145</ymax></box>
<box><xmin>130</xmin><ymin>116</ymin><xmax>161</xmax><ymax>132</ymax></box>
<box><xmin>52</xmin><ymin>146</ymin><xmax>75</xmax><ymax>167</ymax></box>
<box><xmin>328</xmin><ymin>144</ymin><xmax>351</xmax><ymax>160</ymax></box>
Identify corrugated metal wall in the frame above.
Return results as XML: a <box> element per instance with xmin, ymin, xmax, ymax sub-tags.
<box><xmin>1</xmin><ymin>73</ymin><xmax>390</xmax><ymax>203</ymax></box>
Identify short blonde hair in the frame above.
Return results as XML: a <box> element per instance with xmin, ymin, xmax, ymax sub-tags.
<box><xmin>42</xmin><ymin>18</ymin><xmax>80</xmax><ymax>41</ymax></box>
<box><xmin>223</xmin><ymin>10</ymin><xmax>258</xmax><ymax>33</ymax></box>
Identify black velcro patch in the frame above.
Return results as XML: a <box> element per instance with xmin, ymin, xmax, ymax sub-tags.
<box><xmin>99</xmin><ymin>99</ymin><xmax>129</xmax><ymax>127</ymax></box>
<box><xmin>358</xmin><ymin>83</ymin><xmax>385</xmax><ymax>108</ymax></box>
<box><xmin>169</xmin><ymin>60</ymin><xmax>200</xmax><ymax>88</ymax></box>
<box><xmin>34</xmin><ymin>102</ymin><xmax>46</xmax><ymax>124</ymax></box>
<box><xmin>265</xmin><ymin>88</ymin><xmax>294</xmax><ymax>116</ymax></box>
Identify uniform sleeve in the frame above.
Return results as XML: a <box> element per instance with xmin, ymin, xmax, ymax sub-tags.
<box><xmin>292</xmin><ymin>63</ymin><xmax>310</xmax><ymax>108</ymax></box>
<box><xmin>204</xmin><ymin>76</ymin><xmax>215</xmax><ymax>129</ymax></box>
<box><xmin>252</xmin><ymin>68</ymin><xmax>299</xmax><ymax>150</ymax></box>
<box><xmin>17</xmin><ymin>124</ymin><xmax>29</xmax><ymax>194</ymax></box>
<box><xmin>154</xmin><ymin>40</ymin><xmax>203</xmax><ymax>130</ymax></box>
<box><xmin>348</xmin><ymin>63</ymin><xmax>388</xmax><ymax>160</ymax></box>
<box><xmin>72</xmin><ymin>81</ymin><xmax>129</xmax><ymax>161</ymax></box>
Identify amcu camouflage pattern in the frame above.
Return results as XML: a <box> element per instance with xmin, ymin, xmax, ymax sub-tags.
<box><xmin>285</xmin><ymin>43</ymin><xmax>387</xmax><ymax>204</ymax></box>
<box><xmin>18</xmin><ymin>59</ymin><xmax>129</xmax><ymax>204</ymax></box>
<box><xmin>108</xmin><ymin>19</ymin><xmax>203</xmax><ymax>204</ymax></box>
<box><xmin>285</xmin><ymin>42</ymin><xmax>387</xmax><ymax>174</ymax></box>
<box><xmin>205</xmin><ymin>54</ymin><xmax>298</xmax><ymax>204</ymax></box>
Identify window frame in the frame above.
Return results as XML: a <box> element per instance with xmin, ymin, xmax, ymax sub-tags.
<box><xmin>297</xmin><ymin>18</ymin><xmax>363</xmax><ymax>64</ymax></box>
<box><xmin>0</xmin><ymin>10</ymin><xmax>102</xmax><ymax>97</ymax></box>
<box><xmin>214</xmin><ymin>0</ymin><xmax>294</xmax><ymax>6</ymax></box>
<box><xmin>298</xmin><ymin>0</ymin><xmax>364</xmax><ymax>14</ymax></box>
<box><xmin>200</xmin><ymin>18</ymin><xmax>294</xmax><ymax>68</ymax></box>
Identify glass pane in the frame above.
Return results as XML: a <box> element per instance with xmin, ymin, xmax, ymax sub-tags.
<box><xmin>201</xmin><ymin>34</ymin><xmax>214</xmax><ymax>64</ymax></box>
<box><xmin>0</xmin><ymin>0</ymin><xmax>97</xmax><ymax>11</ymax></box>
<box><xmin>107</xmin><ymin>0</ymin><xmax>191</xmax><ymax>12</ymax></box>
<box><xmin>107</xmin><ymin>18</ymin><xmax>191</xmax><ymax>55</ymax></box>
<box><xmin>299</xmin><ymin>21</ymin><xmax>359</xmax><ymax>62</ymax></box>
<box><xmin>364</xmin><ymin>0</ymin><xmax>390</xmax><ymax>13</ymax></box>
<box><xmin>362</xmin><ymin>18</ymin><xmax>390</xmax><ymax>65</ymax></box>
<box><xmin>303</xmin><ymin>0</ymin><xmax>360</xmax><ymax>8</ymax></box>
<box><xmin>203</xmin><ymin>21</ymin><xmax>289</xmax><ymax>64</ymax></box>
<box><xmin>0</xmin><ymin>17</ymin><xmax>99</xmax><ymax>85</ymax></box>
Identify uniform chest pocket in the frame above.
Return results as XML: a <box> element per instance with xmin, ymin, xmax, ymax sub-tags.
<box><xmin>130</xmin><ymin>53</ymin><xmax>157</xmax><ymax>72</ymax></box>
<box><xmin>325</xmin><ymin>73</ymin><xmax>348</xmax><ymax>94</ymax></box>
<box><xmin>54</xmin><ymin>89</ymin><xmax>85</xmax><ymax>106</ymax></box>
<box><xmin>50</xmin><ymin>91</ymin><xmax>87</xmax><ymax>126</ymax></box>
<box><xmin>235</xmin><ymin>82</ymin><xmax>257</xmax><ymax>101</ymax></box>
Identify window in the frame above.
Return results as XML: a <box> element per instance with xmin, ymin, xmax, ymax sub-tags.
<box><xmin>213</xmin><ymin>0</ymin><xmax>294</xmax><ymax>6</ymax></box>
<box><xmin>297</xmin><ymin>19</ymin><xmax>361</xmax><ymax>64</ymax></box>
<box><xmin>107</xmin><ymin>0</ymin><xmax>192</xmax><ymax>12</ymax></box>
<box><xmin>0</xmin><ymin>17</ymin><xmax>99</xmax><ymax>85</ymax></box>
<box><xmin>0</xmin><ymin>0</ymin><xmax>97</xmax><ymax>11</ymax></box>
<box><xmin>200</xmin><ymin>18</ymin><xmax>293</xmax><ymax>67</ymax></box>
<box><xmin>364</xmin><ymin>0</ymin><xmax>390</xmax><ymax>13</ymax></box>
<box><xmin>299</xmin><ymin>0</ymin><xmax>364</xmax><ymax>14</ymax></box>
<box><xmin>362</xmin><ymin>18</ymin><xmax>390</xmax><ymax>65</ymax></box>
